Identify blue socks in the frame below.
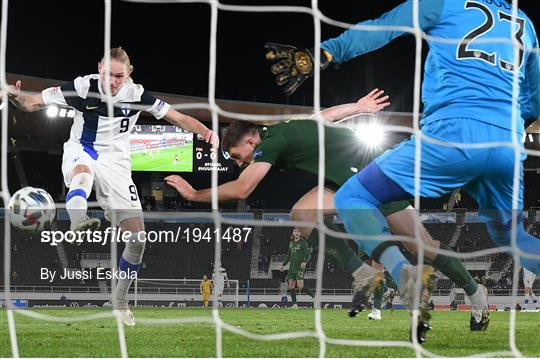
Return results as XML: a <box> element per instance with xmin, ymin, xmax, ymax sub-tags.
<box><xmin>379</xmin><ymin>246</ymin><xmax>409</xmax><ymax>287</ymax></box>
<box><xmin>335</xmin><ymin>176</ymin><xmax>412</xmax><ymax>287</ymax></box>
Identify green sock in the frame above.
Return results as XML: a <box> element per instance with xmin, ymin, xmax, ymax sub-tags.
<box><xmin>383</xmin><ymin>271</ymin><xmax>397</xmax><ymax>290</ymax></box>
<box><xmin>302</xmin><ymin>287</ymin><xmax>315</xmax><ymax>298</ymax></box>
<box><xmin>289</xmin><ymin>288</ymin><xmax>297</xmax><ymax>304</ymax></box>
<box><xmin>372</xmin><ymin>282</ymin><xmax>384</xmax><ymax>310</ymax></box>
<box><xmin>306</xmin><ymin>217</ymin><xmax>365</xmax><ymax>273</ymax></box>
<box><xmin>432</xmin><ymin>242</ymin><xmax>478</xmax><ymax>296</ymax></box>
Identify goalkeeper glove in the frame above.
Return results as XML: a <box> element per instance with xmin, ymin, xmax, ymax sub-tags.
<box><xmin>264</xmin><ymin>43</ymin><xmax>331</xmax><ymax>96</ymax></box>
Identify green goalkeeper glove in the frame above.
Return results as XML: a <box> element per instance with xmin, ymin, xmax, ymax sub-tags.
<box><xmin>264</xmin><ymin>43</ymin><xmax>331</xmax><ymax>96</ymax></box>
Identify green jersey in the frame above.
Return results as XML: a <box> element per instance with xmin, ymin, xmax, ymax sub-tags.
<box><xmin>253</xmin><ymin>120</ymin><xmax>409</xmax><ymax>215</ymax></box>
<box><xmin>254</xmin><ymin>120</ymin><xmax>369</xmax><ymax>189</ymax></box>
<box><xmin>283</xmin><ymin>238</ymin><xmax>311</xmax><ymax>271</ymax></box>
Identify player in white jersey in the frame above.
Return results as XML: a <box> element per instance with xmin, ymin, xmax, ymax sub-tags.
<box><xmin>212</xmin><ymin>265</ymin><xmax>229</xmax><ymax>308</ymax></box>
<box><xmin>522</xmin><ymin>267</ymin><xmax>538</xmax><ymax>310</ymax></box>
<box><xmin>4</xmin><ymin>47</ymin><xmax>219</xmax><ymax>325</ymax></box>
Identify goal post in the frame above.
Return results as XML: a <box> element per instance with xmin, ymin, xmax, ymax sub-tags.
<box><xmin>134</xmin><ymin>278</ymin><xmax>240</xmax><ymax>308</ymax></box>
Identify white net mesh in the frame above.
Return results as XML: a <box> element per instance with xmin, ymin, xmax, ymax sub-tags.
<box><xmin>1</xmin><ymin>0</ymin><xmax>539</xmax><ymax>358</ymax></box>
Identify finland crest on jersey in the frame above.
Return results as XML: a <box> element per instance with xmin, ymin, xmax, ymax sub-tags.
<box><xmin>121</xmin><ymin>103</ymin><xmax>131</xmax><ymax>117</ymax></box>
<box><xmin>41</xmin><ymin>74</ymin><xmax>171</xmax><ymax>160</ymax></box>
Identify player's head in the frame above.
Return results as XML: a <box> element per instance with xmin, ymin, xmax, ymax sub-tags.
<box><xmin>222</xmin><ymin>120</ymin><xmax>260</xmax><ymax>168</ymax></box>
<box><xmin>203</xmin><ymin>274</ymin><xmax>207</xmax><ymax>280</ymax></box>
<box><xmin>291</xmin><ymin>228</ymin><xmax>302</xmax><ymax>241</ymax></box>
<box><xmin>98</xmin><ymin>47</ymin><xmax>134</xmax><ymax>96</ymax></box>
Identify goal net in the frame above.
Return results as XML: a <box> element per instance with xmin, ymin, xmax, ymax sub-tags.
<box><xmin>1</xmin><ymin>0</ymin><xmax>539</xmax><ymax>358</ymax></box>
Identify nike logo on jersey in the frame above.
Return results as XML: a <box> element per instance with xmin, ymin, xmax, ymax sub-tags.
<box><xmin>85</xmin><ymin>105</ymin><xmax>99</xmax><ymax>110</ymax></box>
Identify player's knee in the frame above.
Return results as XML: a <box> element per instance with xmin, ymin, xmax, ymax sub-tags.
<box><xmin>291</xmin><ymin>208</ymin><xmax>318</xmax><ymax>230</ymax></box>
<box><xmin>70</xmin><ymin>164</ymin><xmax>93</xmax><ymax>178</ymax></box>
<box><xmin>123</xmin><ymin>231</ymin><xmax>146</xmax><ymax>264</ymax></box>
<box><xmin>290</xmin><ymin>206</ymin><xmax>307</xmax><ymax>222</ymax></box>
<box><xmin>119</xmin><ymin>215</ymin><xmax>145</xmax><ymax>232</ymax></box>
<box><xmin>288</xmin><ymin>282</ymin><xmax>295</xmax><ymax>289</ymax></box>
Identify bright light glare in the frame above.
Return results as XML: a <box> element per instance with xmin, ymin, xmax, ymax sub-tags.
<box><xmin>46</xmin><ymin>105</ymin><xmax>59</xmax><ymax>117</ymax></box>
<box><xmin>354</xmin><ymin>123</ymin><xmax>385</xmax><ymax>147</ymax></box>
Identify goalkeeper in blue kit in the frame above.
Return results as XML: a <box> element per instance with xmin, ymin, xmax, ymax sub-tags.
<box><xmin>266</xmin><ymin>0</ymin><xmax>539</xmax><ymax>339</ymax></box>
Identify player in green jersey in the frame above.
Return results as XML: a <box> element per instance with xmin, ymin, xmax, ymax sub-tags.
<box><xmin>165</xmin><ymin>91</ymin><xmax>487</xmax><ymax>325</ymax></box>
<box><xmin>280</xmin><ymin>228</ymin><xmax>316</xmax><ymax>308</ymax></box>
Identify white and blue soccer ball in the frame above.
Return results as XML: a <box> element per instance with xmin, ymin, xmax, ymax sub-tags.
<box><xmin>8</xmin><ymin>187</ymin><xmax>56</xmax><ymax>233</ymax></box>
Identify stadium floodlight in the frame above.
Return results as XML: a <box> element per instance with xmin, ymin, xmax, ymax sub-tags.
<box><xmin>354</xmin><ymin>122</ymin><xmax>385</xmax><ymax>148</ymax></box>
<box><xmin>45</xmin><ymin>105</ymin><xmax>59</xmax><ymax>118</ymax></box>
<box><xmin>528</xmin><ymin>134</ymin><xmax>533</xmax><ymax>143</ymax></box>
<box><xmin>66</xmin><ymin>109</ymin><xmax>75</xmax><ymax>118</ymax></box>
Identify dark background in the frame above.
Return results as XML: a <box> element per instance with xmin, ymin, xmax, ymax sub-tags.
<box><xmin>2</xmin><ymin>0</ymin><xmax>535</xmax><ymax>110</ymax></box>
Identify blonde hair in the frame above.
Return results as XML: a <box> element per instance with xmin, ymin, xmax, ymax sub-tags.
<box><xmin>101</xmin><ymin>47</ymin><xmax>134</xmax><ymax>73</ymax></box>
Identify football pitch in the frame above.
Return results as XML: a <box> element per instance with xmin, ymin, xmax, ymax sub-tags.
<box><xmin>131</xmin><ymin>144</ymin><xmax>193</xmax><ymax>172</ymax></box>
<box><xmin>1</xmin><ymin>309</ymin><xmax>538</xmax><ymax>357</ymax></box>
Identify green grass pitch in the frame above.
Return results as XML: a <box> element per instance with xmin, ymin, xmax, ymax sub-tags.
<box><xmin>131</xmin><ymin>144</ymin><xmax>193</xmax><ymax>172</ymax></box>
<box><xmin>1</xmin><ymin>309</ymin><xmax>538</xmax><ymax>357</ymax></box>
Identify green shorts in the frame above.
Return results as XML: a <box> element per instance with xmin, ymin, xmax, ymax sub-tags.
<box><xmin>380</xmin><ymin>200</ymin><xmax>410</xmax><ymax>216</ymax></box>
<box><xmin>287</xmin><ymin>269</ymin><xmax>305</xmax><ymax>280</ymax></box>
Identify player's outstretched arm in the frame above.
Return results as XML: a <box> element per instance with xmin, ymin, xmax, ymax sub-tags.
<box><xmin>163</xmin><ymin>108</ymin><xmax>219</xmax><ymax>147</ymax></box>
<box><xmin>2</xmin><ymin>80</ymin><xmax>45</xmax><ymax>112</ymax></box>
<box><xmin>315</xmin><ymin>88</ymin><xmax>390</xmax><ymax>122</ymax></box>
<box><xmin>320</xmin><ymin>1</ymin><xmax>442</xmax><ymax>65</ymax></box>
<box><xmin>165</xmin><ymin>161</ymin><xmax>272</xmax><ymax>202</ymax></box>
<box><xmin>265</xmin><ymin>2</ymin><xmax>443</xmax><ymax>95</ymax></box>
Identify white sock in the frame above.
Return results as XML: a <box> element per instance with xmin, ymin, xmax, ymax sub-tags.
<box><xmin>468</xmin><ymin>285</ymin><xmax>487</xmax><ymax>307</ymax></box>
<box><xmin>112</xmin><ymin>231</ymin><xmax>146</xmax><ymax>306</ymax></box>
<box><xmin>66</xmin><ymin>196</ymin><xmax>87</xmax><ymax>225</ymax></box>
<box><xmin>66</xmin><ymin>172</ymin><xmax>93</xmax><ymax>226</ymax></box>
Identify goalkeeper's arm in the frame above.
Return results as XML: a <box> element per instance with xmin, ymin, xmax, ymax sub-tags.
<box><xmin>265</xmin><ymin>2</ymin><xmax>442</xmax><ymax>95</ymax></box>
<box><xmin>522</xmin><ymin>40</ymin><xmax>539</xmax><ymax>129</ymax></box>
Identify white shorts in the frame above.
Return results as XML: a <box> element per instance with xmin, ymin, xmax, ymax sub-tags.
<box><xmin>62</xmin><ymin>142</ymin><xmax>143</xmax><ymax>225</ymax></box>
<box><xmin>214</xmin><ymin>285</ymin><xmax>224</xmax><ymax>296</ymax></box>
<box><xmin>523</xmin><ymin>267</ymin><xmax>537</xmax><ymax>288</ymax></box>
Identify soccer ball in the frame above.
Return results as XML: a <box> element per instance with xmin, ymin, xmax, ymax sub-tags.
<box><xmin>8</xmin><ymin>187</ymin><xmax>56</xmax><ymax>233</ymax></box>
